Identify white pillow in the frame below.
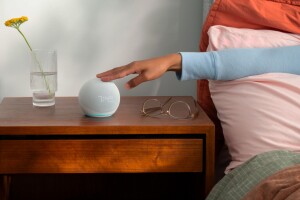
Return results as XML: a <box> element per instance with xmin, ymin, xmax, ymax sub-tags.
<box><xmin>207</xmin><ymin>25</ymin><xmax>300</xmax><ymax>173</ymax></box>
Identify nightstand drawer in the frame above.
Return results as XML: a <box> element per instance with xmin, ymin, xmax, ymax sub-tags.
<box><xmin>0</xmin><ymin>139</ymin><xmax>203</xmax><ymax>174</ymax></box>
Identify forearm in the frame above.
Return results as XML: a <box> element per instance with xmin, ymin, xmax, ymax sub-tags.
<box><xmin>178</xmin><ymin>45</ymin><xmax>300</xmax><ymax>80</ymax></box>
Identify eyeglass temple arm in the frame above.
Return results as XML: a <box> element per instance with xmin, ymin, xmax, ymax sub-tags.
<box><xmin>161</xmin><ymin>97</ymin><xmax>172</xmax><ymax>107</ymax></box>
<box><xmin>192</xmin><ymin>100</ymin><xmax>199</xmax><ymax>118</ymax></box>
<box><xmin>143</xmin><ymin>107</ymin><xmax>161</xmax><ymax>114</ymax></box>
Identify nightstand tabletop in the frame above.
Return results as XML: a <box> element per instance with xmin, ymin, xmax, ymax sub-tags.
<box><xmin>0</xmin><ymin>96</ymin><xmax>214</xmax><ymax>135</ymax></box>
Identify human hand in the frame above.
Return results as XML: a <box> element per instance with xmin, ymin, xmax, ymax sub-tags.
<box><xmin>96</xmin><ymin>53</ymin><xmax>182</xmax><ymax>89</ymax></box>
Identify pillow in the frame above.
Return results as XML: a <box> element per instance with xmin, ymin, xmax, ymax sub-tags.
<box><xmin>207</xmin><ymin>25</ymin><xmax>300</xmax><ymax>50</ymax></box>
<box><xmin>207</xmin><ymin>25</ymin><xmax>300</xmax><ymax>173</ymax></box>
<box><xmin>197</xmin><ymin>0</ymin><xmax>300</xmax><ymax>159</ymax></box>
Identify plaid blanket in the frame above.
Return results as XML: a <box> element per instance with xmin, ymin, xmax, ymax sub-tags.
<box><xmin>243</xmin><ymin>163</ymin><xmax>300</xmax><ymax>199</ymax></box>
<box><xmin>206</xmin><ymin>150</ymin><xmax>300</xmax><ymax>200</ymax></box>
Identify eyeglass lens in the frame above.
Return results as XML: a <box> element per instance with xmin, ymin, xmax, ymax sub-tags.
<box><xmin>143</xmin><ymin>99</ymin><xmax>163</xmax><ymax>117</ymax></box>
<box><xmin>169</xmin><ymin>101</ymin><xmax>191</xmax><ymax>119</ymax></box>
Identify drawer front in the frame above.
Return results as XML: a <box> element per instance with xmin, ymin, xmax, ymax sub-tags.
<box><xmin>0</xmin><ymin>139</ymin><xmax>203</xmax><ymax>173</ymax></box>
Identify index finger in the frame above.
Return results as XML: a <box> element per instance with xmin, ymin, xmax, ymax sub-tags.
<box><xmin>96</xmin><ymin>65</ymin><xmax>135</xmax><ymax>82</ymax></box>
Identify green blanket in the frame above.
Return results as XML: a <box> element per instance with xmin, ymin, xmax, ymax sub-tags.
<box><xmin>206</xmin><ymin>150</ymin><xmax>300</xmax><ymax>200</ymax></box>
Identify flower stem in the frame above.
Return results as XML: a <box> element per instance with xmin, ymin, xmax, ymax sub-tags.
<box><xmin>17</xmin><ymin>28</ymin><xmax>33</xmax><ymax>51</ymax></box>
<box><xmin>17</xmin><ymin>28</ymin><xmax>53</xmax><ymax>96</ymax></box>
<box><xmin>31</xmin><ymin>52</ymin><xmax>53</xmax><ymax>96</ymax></box>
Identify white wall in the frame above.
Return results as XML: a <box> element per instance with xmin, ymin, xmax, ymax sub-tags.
<box><xmin>0</xmin><ymin>0</ymin><xmax>204</xmax><ymax>102</ymax></box>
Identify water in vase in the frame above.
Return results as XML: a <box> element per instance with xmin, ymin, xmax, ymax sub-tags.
<box><xmin>30</xmin><ymin>72</ymin><xmax>57</xmax><ymax>107</ymax></box>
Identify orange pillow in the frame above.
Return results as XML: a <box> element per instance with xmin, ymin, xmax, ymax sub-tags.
<box><xmin>198</xmin><ymin>0</ymin><xmax>300</xmax><ymax>153</ymax></box>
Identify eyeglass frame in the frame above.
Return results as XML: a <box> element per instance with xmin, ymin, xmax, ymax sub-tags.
<box><xmin>141</xmin><ymin>97</ymin><xmax>199</xmax><ymax>120</ymax></box>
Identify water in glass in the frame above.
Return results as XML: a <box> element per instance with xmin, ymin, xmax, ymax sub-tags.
<box><xmin>30</xmin><ymin>71</ymin><xmax>57</xmax><ymax>107</ymax></box>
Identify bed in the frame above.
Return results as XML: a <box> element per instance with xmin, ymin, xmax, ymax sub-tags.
<box><xmin>198</xmin><ymin>0</ymin><xmax>300</xmax><ymax>199</ymax></box>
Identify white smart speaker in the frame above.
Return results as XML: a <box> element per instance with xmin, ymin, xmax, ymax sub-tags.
<box><xmin>78</xmin><ymin>78</ymin><xmax>120</xmax><ymax>117</ymax></box>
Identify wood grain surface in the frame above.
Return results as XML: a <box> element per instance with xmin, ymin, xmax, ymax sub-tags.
<box><xmin>0</xmin><ymin>96</ymin><xmax>215</xmax><ymax>199</ymax></box>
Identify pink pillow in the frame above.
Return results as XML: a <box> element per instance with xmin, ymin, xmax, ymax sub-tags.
<box><xmin>207</xmin><ymin>25</ymin><xmax>300</xmax><ymax>50</ymax></box>
<box><xmin>207</xmin><ymin>25</ymin><xmax>300</xmax><ymax>173</ymax></box>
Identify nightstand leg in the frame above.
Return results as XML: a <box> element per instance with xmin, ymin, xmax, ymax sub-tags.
<box><xmin>0</xmin><ymin>175</ymin><xmax>11</xmax><ymax>200</ymax></box>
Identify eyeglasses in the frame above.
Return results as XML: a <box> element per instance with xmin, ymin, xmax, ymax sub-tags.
<box><xmin>141</xmin><ymin>97</ymin><xmax>199</xmax><ymax>120</ymax></box>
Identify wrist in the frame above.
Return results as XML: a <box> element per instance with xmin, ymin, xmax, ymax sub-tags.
<box><xmin>167</xmin><ymin>53</ymin><xmax>182</xmax><ymax>71</ymax></box>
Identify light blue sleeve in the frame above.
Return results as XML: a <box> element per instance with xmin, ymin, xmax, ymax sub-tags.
<box><xmin>177</xmin><ymin>45</ymin><xmax>300</xmax><ymax>80</ymax></box>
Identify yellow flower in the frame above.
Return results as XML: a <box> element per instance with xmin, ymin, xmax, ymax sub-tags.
<box><xmin>4</xmin><ymin>21</ymin><xmax>11</xmax><ymax>26</ymax></box>
<box><xmin>5</xmin><ymin>16</ymin><xmax>53</xmax><ymax>96</ymax></box>
<box><xmin>4</xmin><ymin>16</ymin><xmax>28</xmax><ymax>29</ymax></box>
<box><xmin>21</xmin><ymin>16</ymin><xmax>28</xmax><ymax>22</ymax></box>
<box><xmin>4</xmin><ymin>16</ymin><xmax>32</xmax><ymax>51</ymax></box>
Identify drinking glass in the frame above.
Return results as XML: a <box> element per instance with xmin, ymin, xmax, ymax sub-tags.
<box><xmin>30</xmin><ymin>49</ymin><xmax>57</xmax><ymax>107</ymax></box>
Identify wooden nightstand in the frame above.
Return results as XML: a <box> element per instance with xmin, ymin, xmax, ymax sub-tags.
<box><xmin>0</xmin><ymin>96</ymin><xmax>215</xmax><ymax>200</ymax></box>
